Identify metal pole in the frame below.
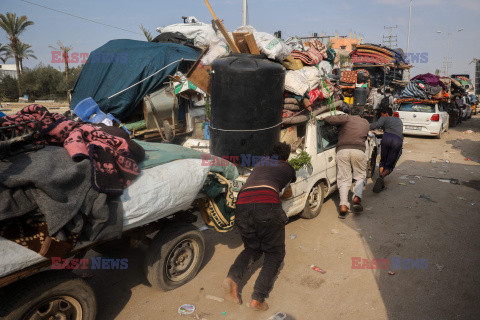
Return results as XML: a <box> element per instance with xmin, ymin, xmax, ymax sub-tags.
<box><xmin>407</xmin><ymin>0</ymin><xmax>412</xmax><ymax>54</ymax></box>
<box><xmin>446</xmin><ymin>32</ymin><xmax>451</xmax><ymax>76</ymax></box>
<box><xmin>242</xmin><ymin>0</ymin><xmax>248</xmax><ymax>26</ymax></box>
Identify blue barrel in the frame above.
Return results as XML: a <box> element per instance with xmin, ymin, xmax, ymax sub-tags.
<box><xmin>210</xmin><ymin>54</ymin><xmax>285</xmax><ymax>160</ymax></box>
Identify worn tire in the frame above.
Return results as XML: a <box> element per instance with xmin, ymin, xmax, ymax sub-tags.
<box><xmin>300</xmin><ymin>182</ymin><xmax>325</xmax><ymax>219</ymax></box>
<box><xmin>144</xmin><ymin>224</ymin><xmax>205</xmax><ymax>291</ymax></box>
<box><xmin>367</xmin><ymin>147</ymin><xmax>378</xmax><ymax>179</ymax></box>
<box><xmin>0</xmin><ymin>271</ymin><xmax>96</xmax><ymax>320</ymax></box>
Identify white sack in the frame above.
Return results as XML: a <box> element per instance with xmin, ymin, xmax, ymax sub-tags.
<box><xmin>234</xmin><ymin>26</ymin><xmax>292</xmax><ymax>61</ymax></box>
<box><xmin>285</xmin><ymin>69</ymin><xmax>310</xmax><ymax>96</ymax></box>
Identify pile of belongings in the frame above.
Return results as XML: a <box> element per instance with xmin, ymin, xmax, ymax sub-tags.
<box><xmin>399</xmin><ymin>73</ymin><xmax>446</xmax><ymax>101</ymax></box>
<box><xmin>350</xmin><ymin>44</ymin><xmax>410</xmax><ymax>67</ymax></box>
<box><xmin>0</xmin><ymin>105</ymin><xmax>146</xmax><ymax>257</ymax></box>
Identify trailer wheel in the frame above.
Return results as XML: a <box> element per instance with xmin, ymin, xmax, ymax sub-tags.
<box><xmin>145</xmin><ymin>224</ymin><xmax>205</xmax><ymax>291</ymax></box>
<box><xmin>300</xmin><ymin>182</ymin><xmax>325</xmax><ymax>219</ymax></box>
<box><xmin>0</xmin><ymin>271</ymin><xmax>96</xmax><ymax>320</ymax></box>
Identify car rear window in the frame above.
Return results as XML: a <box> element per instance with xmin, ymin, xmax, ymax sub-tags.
<box><xmin>398</xmin><ymin>103</ymin><xmax>435</xmax><ymax>113</ymax></box>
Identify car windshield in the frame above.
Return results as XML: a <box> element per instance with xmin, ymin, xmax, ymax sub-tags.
<box><xmin>398</xmin><ymin>103</ymin><xmax>435</xmax><ymax>113</ymax></box>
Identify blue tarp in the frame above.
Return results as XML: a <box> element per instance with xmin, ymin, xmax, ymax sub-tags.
<box><xmin>70</xmin><ymin>39</ymin><xmax>200</xmax><ymax>120</ymax></box>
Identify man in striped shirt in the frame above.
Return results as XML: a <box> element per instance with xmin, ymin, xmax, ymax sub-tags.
<box><xmin>223</xmin><ymin>142</ymin><xmax>296</xmax><ymax>311</ymax></box>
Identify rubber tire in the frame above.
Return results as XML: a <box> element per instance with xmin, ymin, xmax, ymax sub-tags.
<box><xmin>367</xmin><ymin>148</ymin><xmax>378</xmax><ymax>179</ymax></box>
<box><xmin>300</xmin><ymin>182</ymin><xmax>325</xmax><ymax>219</ymax></box>
<box><xmin>436</xmin><ymin>129</ymin><xmax>442</xmax><ymax>139</ymax></box>
<box><xmin>144</xmin><ymin>224</ymin><xmax>205</xmax><ymax>291</ymax></box>
<box><xmin>0</xmin><ymin>271</ymin><xmax>96</xmax><ymax>320</ymax></box>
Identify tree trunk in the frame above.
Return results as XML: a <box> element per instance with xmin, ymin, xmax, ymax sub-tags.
<box><xmin>14</xmin><ymin>53</ymin><xmax>22</xmax><ymax>97</ymax></box>
<box><xmin>19</xmin><ymin>58</ymin><xmax>23</xmax><ymax>74</ymax></box>
<box><xmin>63</xmin><ymin>51</ymin><xmax>69</xmax><ymax>84</ymax></box>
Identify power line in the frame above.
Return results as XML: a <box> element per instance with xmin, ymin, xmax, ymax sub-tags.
<box><xmin>19</xmin><ymin>0</ymin><xmax>142</xmax><ymax>35</ymax></box>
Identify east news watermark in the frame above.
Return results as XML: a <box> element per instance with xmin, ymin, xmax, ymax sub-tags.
<box><xmin>51</xmin><ymin>257</ymin><xmax>128</xmax><ymax>270</ymax></box>
<box><xmin>51</xmin><ymin>51</ymin><xmax>128</xmax><ymax>64</ymax></box>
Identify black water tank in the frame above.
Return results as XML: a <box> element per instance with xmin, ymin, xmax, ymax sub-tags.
<box><xmin>210</xmin><ymin>54</ymin><xmax>285</xmax><ymax>161</ymax></box>
<box><xmin>354</xmin><ymin>87</ymin><xmax>369</xmax><ymax>106</ymax></box>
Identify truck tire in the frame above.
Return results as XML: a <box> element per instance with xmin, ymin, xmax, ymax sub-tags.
<box><xmin>300</xmin><ymin>182</ymin><xmax>325</xmax><ymax>219</ymax></box>
<box><xmin>144</xmin><ymin>223</ymin><xmax>205</xmax><ymax>291</ymax></box>
<box><xmin>367</xmin><ymin>148</ymin><xmax>378</xmax><ymax>179</ymax></box>
<box><xmin>0</xmin><ymin>271</ymin><xmax>96</xmax><ymax>320</ymax></box>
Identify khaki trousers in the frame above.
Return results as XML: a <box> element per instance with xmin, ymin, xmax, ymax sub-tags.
<box><xmin>336</xmin><ymin>149</ymin><xmax>367</xmax><ymax>208</ymax></box>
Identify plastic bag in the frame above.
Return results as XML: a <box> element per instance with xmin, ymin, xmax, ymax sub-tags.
<box><xmin>285</xmin><ymin>69</ymin><xmax>310</xmax><ymax>96</ymax></box>
<box><xmin>201</xmin><ymin>39</ymin><xmax>230</xmax><ymax>65</ymax></box>
<box><xmin>318</xmin><ymin>61</ymin><xmax>333</xmax><ymax>78</ymax></box>
<box><xmin>157</xmin><ymin>21</ymin><xmax>218</xmax><ymax>48</ymax></box>
<box><xmin>302</xmin><ymin>66</ymin><xmax>322</xmax><ymax>90</ymax></box>
<box><xmin>235</xmin><ymin>26</ymin><xmax>292</xmax><ymax>61</ymax></box>
<box><xmin>285</xmin><ymin>36</ymin><xmax>305</xmax><ymax>51</ymax></box>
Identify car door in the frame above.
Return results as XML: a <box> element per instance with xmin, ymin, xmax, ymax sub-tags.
<box><xmin>317</xmin><ymin>122</ymin><xmax>338</xmax><ymax>184</ymax></box>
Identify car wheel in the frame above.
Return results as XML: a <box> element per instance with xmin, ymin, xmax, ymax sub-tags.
<box><xmin>144</xmin><ymin>223</ymin><xmax>205</xmax><ymax>291</ymax></box>
<box><xmin>0</xmin><ymin>271</ymin><xmax>97</xmax><ymax>320</ymax></box>
<box><xmin>367</xmin><ymin>147</ymin><xmax>378</xmax><ymax>179</ymax></box>
<box><xmin>300</xmin><ymin>182</ymin><xmax>325</xmax><ymax>219</ymax></box>
<box><xmin>436</xmin><ymin>129</ymin><xmax>442</xmax><ymax>139</ymax></box>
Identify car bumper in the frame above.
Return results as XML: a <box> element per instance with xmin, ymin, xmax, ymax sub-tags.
<box><xmin>403</xmin><ymin>122</ymin><xmax>441</xmax><ymax>136</ymax></box>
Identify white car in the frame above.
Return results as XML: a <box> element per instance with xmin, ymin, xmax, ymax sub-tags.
<box><xmin>395</xmin><ymin>102</ymin><xmax>449</xmax><ymax>138</ymax></box>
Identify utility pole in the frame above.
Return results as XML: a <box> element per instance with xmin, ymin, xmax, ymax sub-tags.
<box><xmin>437</xmin><ymin>29</ymin><xmax>463</xmax><ymax>77</ymax></box>
<box><xmin>383</xmin><ymin>25</ymin><xmax>398</xmax><ymax>49</ymax></box>
<box><xmin>242</xmin><ymin>0</ymin><xmax>248</xmax><ymax>26</ymax></box>
<box><xmin>407</xmin><ymin>0</ymin><xmax>413</xmax><ymax>54</ymax></box>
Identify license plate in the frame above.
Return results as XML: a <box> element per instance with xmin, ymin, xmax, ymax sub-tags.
<box><xmin>231</xmin><ymin>180</ymin><xmax>244</xmax><ymax>191</ymax></box>
<box><xmin>405</xmin><ymin>125</ymin><xmax>421</xmax><ymax>130</ymax></box>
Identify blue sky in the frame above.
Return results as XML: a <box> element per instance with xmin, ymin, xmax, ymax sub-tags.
<box><xmin>1</xmin><ymin>0</ymin><xmax>479</xmax><ymax>78</ymax></box>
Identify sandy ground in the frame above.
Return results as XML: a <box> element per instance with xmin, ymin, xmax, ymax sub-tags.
<box><xmin>0</xmin><ymin>102</ymin><xmax>69</xmax><ymax>115</ymax></box>
<box><xmin>77</xmin><ymin>115</ymin><xmax>480</xmax><ymax>320</ymax></box>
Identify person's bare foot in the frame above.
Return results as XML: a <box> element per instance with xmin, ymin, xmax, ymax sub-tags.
<box><xmin>222</xmin><ymin>278</ymin><xmax>241</xmax><ymax>304</ymax></box>
<box><xmin>250</xmin><ymin>299</ymin><xmax>269</xmax><ymax>311</ymax></box>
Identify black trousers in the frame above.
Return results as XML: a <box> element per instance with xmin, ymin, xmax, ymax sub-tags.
<box><xmin>227</xmin><ymin>203</ymin><xmax>287</xmax><ymax>302</ymax></box>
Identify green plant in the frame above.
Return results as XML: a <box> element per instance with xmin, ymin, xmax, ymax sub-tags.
<box><xmin>289</xmin><ymin>151</ymin><xmax>312</xmax><ymax>171</ymax></box>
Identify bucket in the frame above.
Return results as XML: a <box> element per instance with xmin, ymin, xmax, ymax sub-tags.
<box><xmin>73</xmin><ymin>97</ymin><xmax>107</xmax><ymax>123</ymax></box>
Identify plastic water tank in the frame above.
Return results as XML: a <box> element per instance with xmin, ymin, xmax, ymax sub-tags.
<box><xmin>210</xmin><ymin>54</ymin><xmax>285</xmax><ymax>161</ymax></box>
<box><xmin>354</xmin><ymin>87</ymin><xmax>370</xmax><ymax>106</ymax></box>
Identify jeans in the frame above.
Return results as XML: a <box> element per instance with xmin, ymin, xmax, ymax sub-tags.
<box><xmin>227</xmin><ymin>203</ymin><xmax>287</xmax><ymax>302</ymax></box>
<box><xmin>336</xmin><ymin>149</ymin><xmax>367</xmax><ymax>208</ymax></box>
<box><xmin>380</xmin><ymin>132</ymin><xmax>403</xmax><ymax>171</ymax></box>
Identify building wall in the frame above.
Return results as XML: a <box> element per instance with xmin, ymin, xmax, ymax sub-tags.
<box><xmin>0</xmin><ymin>64</ymin><xmax>18</xmax><ymax>79</ymax></box>
<box><xmin>330</xmin><ymin>38</ymin><xmax>360</xmax><ymax>53</ymax></box>
<box><xmin>476</xmin><ymin>60</ymin><xmax>480</xmax><ymax>95</ymax></box>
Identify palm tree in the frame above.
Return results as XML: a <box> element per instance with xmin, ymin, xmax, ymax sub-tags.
<box><xmin>5</xmin><ymin>41</ymin><xmax>37</xmax><ymax>72</ymax></box>
<box><xmin>49</xmin><ymin>41</ymin><xmax>72</xmax><ymax>83</ymax></box>
<box><xmin>0</xmin><ymin>43</ymin><xmax>8</xmax><ymax>63</ymax></box>
<box><xmin>140</xmin><ymin>25</ymin><xmax>153</xmax><ymax>42</ymax></box>
<box><xmin>0</xmin><ymin>12</ymin><xmax>34</xmax><ymax>96</ymax></box>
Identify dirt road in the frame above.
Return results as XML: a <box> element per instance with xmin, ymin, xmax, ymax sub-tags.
<box><xmin>83</xmin><ymin>116</ymin><xmax>480</xmax><ymax>320</ymax></box>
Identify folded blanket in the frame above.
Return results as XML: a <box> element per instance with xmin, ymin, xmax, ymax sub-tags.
<box><xmin>341</xmin><ymin>71</ymin><xmax>358</xmax><ymax>84</ymax></box>
<box><xmin>411</xmin><ymin>73</ymin><xmax>446</xmax><ymax>90</ymax></box>
<box><xmin>0</xmin><ymin>105</ymin><xmax>145</xmax><ymax>194</ymax></box>
<box><xmin>309</xmin><ymin>40</ymin><xmax>328</xmax><ymax>59</ymax></box>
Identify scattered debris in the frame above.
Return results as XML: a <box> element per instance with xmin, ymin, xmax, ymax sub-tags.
<box><xmin>388</xmin><ymin>271</ymin><xmax>395</xmax><ymax>275</ymax></box>
<box><xmin>268</xmin><ymin>312</ymin><xmax>288</xmax><ymax>320</ymax></box>
<box><xmin>205</xmin><ymin>295</ymin><xmax>224</xmax><ymax>302</ymax></box>
<box><xmin>369</xmin><ymin>236</ymin><xmax>372</xmax><ymax>240</ymax></box>
<box><xmin>445</xmin><ymin>160</ymin><xmax>450</xmax><ymax>163</ymax></box>
<box><xmin>471</xmin><ymin>203</ymin><xmax>475</xmax><ymax>206</ymax></box>
<box><xmin>397</xmin><ymin>232</ymin><xmax>406</xmax><ymax>236</ymax></box>
<box><xmin>330</xmin><ymin>229</ymin><xmax>339</xmax><ymax>234</ymax></box>
<box><xmin>435</xmin><ymin>264</ymin><xmax>444</xmax><ymax>272</ymax></box>
<box><xmin>178</xmin><ymin>304</ymin><xmax>195</xmax><ymax>315</ymax></box>
<box><xmin>366</xmin><ymin>207</ymin><xmax>372</xmax><ymax>211</ymax></box>
<box><xmin>290</xmin><ymin>234</ymin><xmax>297</xmax><ymax>239</ymax></box>
<box><xmin>310</xmin><ymin>265</ymin><xmax>327</xmax><ymax>274</ymax></box>
<box><xmin>465</xmin><ymin>158</ymin><xmax>471</xmax><ymax>161</ymax></box>
<box><xmin>431</xmin><ymin>160</ymin><xmax>436</xmax><ymax>164</ymax></box>
<box><xmin>398</xmin><ymin>182</ymin><xmax>407</xmax><ymax>186</ymax></box>
<box><xmin>221</xmin><ymin>311</ymin><xmax>227</xmax><ymax>315</ymax></box>
<box><xmin>457</xmin><ymin>196</ymin><xmax>467</xmax><ymax>201</ymax></box>
<box><xmin>415</xmin><ymin>176</ymin><xmax>422</xmax><ymax>179</ymax></box>
<box><xmin>409</xmin><ymin>180</ymin><xmax>416</xmax><ymax>184</ymax></box>
<box><xmin>464</xmin><ymin>130</ymin><xmax>474</xmax><ymax>134</ymax></box>
<box><xmin>419</xmin><ymin>194</ymin><xmax>437</xmax><ymax>203</ymax></box>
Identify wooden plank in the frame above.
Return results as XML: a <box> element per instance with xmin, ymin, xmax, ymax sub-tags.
<box><xmin>214</xmin><ymin>19</ymin><xmax>240</xmax><ymax>53</ymax></box>
<box><xmin>236</xmin><ymin>39</ymin><xmax>250</xmax><ymax>54</ymax></box>
<box><xmin>244</xmin><ymin>33</ymin><xmax>260</xmax><ymax>54</ymax></box>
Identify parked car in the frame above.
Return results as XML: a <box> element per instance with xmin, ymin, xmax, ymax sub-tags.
<box><xmin>231</xmin><ymin>111</ymin><xmax>379</xmax><ymax>219</ymax></box>
<box><xmin>395</xmin><ymin>102</ymin><xmax>449</xmax><ymax>138</ymax></box>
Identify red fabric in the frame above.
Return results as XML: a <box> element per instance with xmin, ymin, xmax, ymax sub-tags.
<box><xmin>0</xmin><ymin>105</ymin><xmax>143</xmax><ymax>194</ymax></box>
<box><xmin>236</xmin><ymin>188</ymin><xmax>280</xmax><ymax>204</ymax></box>
<box><xmin>308</xmin><ymin>88</ymin><xmax>323</xmax><ymax>103</ymax></box>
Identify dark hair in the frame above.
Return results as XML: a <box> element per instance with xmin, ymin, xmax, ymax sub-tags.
<box><xmin>380</xmin><ymin>97</ymin><xmax>390</xmax><ymax>109</ymax></box>
<box><xmin>269</xmin><ymin>142</ymin><xmax>291</xmax><ymax>161</ymax></box>
<box><xmin>351</xmin><ymin>106</ymin><xmax>363</xmax><ymax>116</ymax></box>
<box><xmin>381</xmin><ymin>106</ymin><xmax>393</xmax><ymax>116</ymax></box>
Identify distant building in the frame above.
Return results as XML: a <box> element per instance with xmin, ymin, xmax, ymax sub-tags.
<box><xmin>329</xmin><ymin>33</ymin><xmax>363</xmax><ymax>53</ymax></box>
<box><xmin>0</xmin><ymin>64</ymin><xmax>18</xmax><ymax>79</ymax></box>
